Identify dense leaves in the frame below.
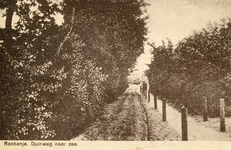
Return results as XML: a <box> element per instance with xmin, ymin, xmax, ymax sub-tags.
<box><xmin>0</xmin><ymin>0</ymin><xmax>147</xmax><ymax>140</ymax></box>
<box><xmin>147</xmin><ymin>19</ymin><xmax>231</xmax><ymax>117</ymax></box>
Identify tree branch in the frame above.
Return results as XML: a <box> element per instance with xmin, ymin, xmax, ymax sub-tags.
<box><xmin>57</xmin><ymin>7</ymin><xmax>75</xmax><ymax>55</ymax></box>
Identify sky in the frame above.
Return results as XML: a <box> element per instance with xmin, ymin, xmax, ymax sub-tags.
<box><xmin>133</xmin><ymin>0</ymin><xmax>231</xmax><ymax>79</ymax></box>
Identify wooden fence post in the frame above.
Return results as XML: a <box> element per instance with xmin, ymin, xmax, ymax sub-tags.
<box><xmin>162</xmin><ymin>98</ymin><xmax>166</xmax><ymax>121</ymax></box>
<box><xmin>203</xmin><ymin>97</ymin><xmax>208</xmax><ymax>122</ymax></box>
<box><xmin>181</xmin><ymin>106</ymin><xmax>188</xmax><ymax>141</ymax></box>
<box><xmin>220</xmin><ymin>98</ymin><xmax>226</xmax><ymax>132</ymax></box>
<box><xmin>154</xmin><ymin>95</ymin><xmax>157</xmax><ymax>109</ymax></box>
<box><xmin>148</xmin><ymin>90</ymin><xmax>150</xmax><ymax>102</ymax></box>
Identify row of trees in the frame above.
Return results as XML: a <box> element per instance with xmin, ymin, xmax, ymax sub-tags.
<box><xmin>0</xmin><ymin>0</ymin><xmax>148</xmax><ymax>140</ymax></box>
<box><xmin>147</xmin><ymin>19</ymin><xmax>231</xmax><ymax>117</ymax></box>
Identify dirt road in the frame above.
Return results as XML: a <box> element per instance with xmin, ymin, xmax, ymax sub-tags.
<box><xmin>72</xmin><ymin>86</ymin><xmax>180</xmax><ymax>141</ymax></box>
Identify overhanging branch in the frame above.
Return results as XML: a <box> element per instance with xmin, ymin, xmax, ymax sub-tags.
<box><xmin>57</xmin><ymin>7</ymin><xmax>76</xmax><ymax>55</ymax></box>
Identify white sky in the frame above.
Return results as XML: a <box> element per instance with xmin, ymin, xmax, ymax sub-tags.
<box><xmin>134</xmin><ymin>0</ymin><xmax>231</xmax><ymax>79</ymax></box>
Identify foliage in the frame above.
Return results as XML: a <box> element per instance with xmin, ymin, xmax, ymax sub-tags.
<box><xmin>0</xmin><ymin>0</ymin><xmax>147</xmax><ymax>139</ymax></box>
<box><xmin>147</xmin><ymin>19</ymin><xmax>231</xmax><ymax>117</ymax></box>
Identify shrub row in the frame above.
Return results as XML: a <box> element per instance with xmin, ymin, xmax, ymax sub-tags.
<box><xmin>0</xmin><ymin>0</ymin><xmax>148</xmax><ymax>140</ymax></box>
<box><xmin>146</xmin><ymin>19</ymin><xmax>231</xmax><ymax>117</ymax></box>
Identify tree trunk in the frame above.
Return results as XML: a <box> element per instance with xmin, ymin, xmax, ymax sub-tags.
<box><xmin>5</xmin><ymin>0</ymin><xmax>17</xmax><ymax>29</ymax></box>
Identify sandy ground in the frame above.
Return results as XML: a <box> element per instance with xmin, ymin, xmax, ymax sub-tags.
<box><xmin>148</xmin><ymin>94</ymin><xmax>231</xmax><ymax>141</ymax></box>
<box><xmin>72</xmin><ymin>84</ymin><xmax>231</xmax><ymax>141</ymax></box>
<box><xmin>72</xmin><ymin>85</ymin><xmax>179</xmax><ymax>141</ymax></box>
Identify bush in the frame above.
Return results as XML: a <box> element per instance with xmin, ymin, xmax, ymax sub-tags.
<box><xmin>1</xmin><ymin>0</ymin><xmax>148</xmax><ymax>140</ymax></box>
<box><xmin>147</xmin><ymin>19</ymin><xmax>231</xmax><ymax>117</ymax></box>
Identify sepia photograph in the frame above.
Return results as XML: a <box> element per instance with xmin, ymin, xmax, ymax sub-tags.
<box><xmin>1</xmin><ymin>0</ymin><xmax>231</xmax><ymax>149</ymax></box>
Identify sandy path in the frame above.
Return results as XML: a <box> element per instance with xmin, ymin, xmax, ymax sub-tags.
<box><xmin>147</xmin><ymin>94</ymin><xmax>231</xmax><ymax>141</ymax></box>
<box><xmin>71</xmin><ymin>85</ymin><xmax>179</xmax><ymax>141</ymax></box>
<box><xmin>72</xmin><ymin>84</ymin><xmax>231</xmax><ymax>141</ymax></box>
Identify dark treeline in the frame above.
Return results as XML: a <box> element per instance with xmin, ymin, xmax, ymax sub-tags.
<box><xmin>147</xmin><ymin>19</ymin><xmax>231</xmax><ymax>117</ymax></box>
<box><xmin>0</xmin><ymin>0</ymin><xmax>148</xmax><ymax>140</ymax></box>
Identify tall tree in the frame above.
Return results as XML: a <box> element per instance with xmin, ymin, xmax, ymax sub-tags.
<box><xmin>1</xmin><ymin>0</ymin><xmax>148</xmax><ymax>139</ymax></box>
